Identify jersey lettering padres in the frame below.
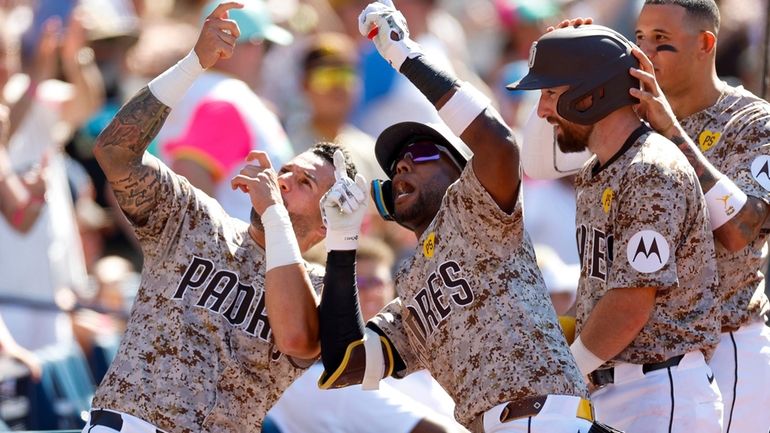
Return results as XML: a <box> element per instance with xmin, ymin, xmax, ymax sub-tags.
<box><xmin>574</xmin><ymin>127</ymin><xmax>721</xmax><ymax>366</ymax></box>
<box><xmin>91</xmin><ymin>162</ymin><xmax>322</xmax><ymax>433</ymax></box>
<box><xmin>679</xmin><ymin>84</ymin><xmax>770</xmax><ymax>330</ymax></box>
<box><xmin>370</xmin><ymin>165</ymin><xmax>588</xmax><ymax>428</ymax></box>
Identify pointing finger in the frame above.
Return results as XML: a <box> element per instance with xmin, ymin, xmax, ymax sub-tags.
<box><xmin>209</xmin><ymin>2</ymin><xmax>244</xmax><ymax>20</ymax></box>
<box><xmin>245</xmin><ymin>150</ymin><xmax>273</xmax><ymax>169</ymax></box>
<box><xmin>333</xmin><ymin>150</ymin><xmax>347</xmax><ymax>181</ymax></box>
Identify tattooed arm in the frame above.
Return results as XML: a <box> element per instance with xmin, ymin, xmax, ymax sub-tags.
<box><xmin>630</xmin><ymin>48</ymin><xmax>770</xmax><ymax>251</ymax></box>
<box><xmin>666</xmin><ymin>128</ymin><xmax>770</xmax><ymax>252</ymax></box>
<box><xmin>93</xmin><ymin>1</ymin><xmax>242</xmax><ymax>225</ymax></box>
<box><xmin>93</xmin><ymin>88</ymin><xmax>170</xmax><ymax>226</ymax></box>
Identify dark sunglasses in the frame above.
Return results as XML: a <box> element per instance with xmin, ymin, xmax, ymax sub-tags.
<box><xmin>389</xmin><ymin>141</ymin><xmax>462</xmax><ymax>176</ymax></box>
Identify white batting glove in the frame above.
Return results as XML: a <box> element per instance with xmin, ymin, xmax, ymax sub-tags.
<box><xmin>321</xmin><ymin>150</ymin><xmax>369</xmax><ymax>251</ymax></box>
<box><xmin>358</xmin><ymin>0</ymin><xmax>422</xmax><ymax>70</ymax></box>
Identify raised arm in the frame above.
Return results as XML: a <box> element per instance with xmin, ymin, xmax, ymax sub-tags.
<box><xmin>93</xmin><ymin>2</ymin><xmax>242</xmax><ymax>225</ymax></box>
<box><xmin>630</xmin><ymin>48</ymin><xmax>770</xmax><ymax>252</ymax></box>
<box><xmin>359</xmin><ymin>1</ymin><xmax>520</xmax><ymax>212</ymax></box>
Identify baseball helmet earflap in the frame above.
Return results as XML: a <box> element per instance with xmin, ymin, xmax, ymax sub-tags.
<box><xmin>371</xmin><ymin>179</ymin><xmax>397</xmax><ymax>222</ymax></box>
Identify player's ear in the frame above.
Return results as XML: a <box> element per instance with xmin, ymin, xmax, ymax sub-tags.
<box><xmin>698</xmin><ymin>31</ymin><xmax>717</xmax><ymax>57</ymax></box>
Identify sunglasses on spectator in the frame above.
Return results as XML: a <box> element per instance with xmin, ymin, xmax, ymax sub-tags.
<box><xmin>307</xmin><ymin>66</ymin><xmax>357</xmax><ymax>93</ymax></box>
<box><xmin>390</xmin><ymin>140</ymin><xmax>463</xmax><ymax>176</ymax></box>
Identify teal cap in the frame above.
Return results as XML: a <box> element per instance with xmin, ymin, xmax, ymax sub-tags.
<box><xmin>202</xmin><ymin>1</ymin><xmax>293</xmax><ymax>45</ymax></box>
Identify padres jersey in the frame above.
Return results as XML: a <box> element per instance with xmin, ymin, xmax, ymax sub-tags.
<box><xmin>91</xmin><ymin>161</ymin><xmax>322</xmax><ymax>433</ymax></box>
<box><xmin>679</xmin><ymin>84</ymin><xmax>770</xmax><ymax>330</ymax></box>
<box><xmin>574</xmin><ymin>127</ymin><xmax>721</xmax><ymax>366</ymax></box>
<box><xmin>370</xmin><ymin>164</ymin><xmax>588</xmax><ymax>428</ymax></box>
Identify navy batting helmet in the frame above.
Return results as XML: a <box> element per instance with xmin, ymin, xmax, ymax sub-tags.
<box><xmin>507</xmin><ymin>25</ymin><xmax>640</xmax><ymax>125</ymax></box>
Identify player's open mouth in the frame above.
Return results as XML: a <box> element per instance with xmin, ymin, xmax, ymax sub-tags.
<box><xmin>393</xmin><ymin>180</ymin><xmax>415</xmax><ymax>204</ymax></box>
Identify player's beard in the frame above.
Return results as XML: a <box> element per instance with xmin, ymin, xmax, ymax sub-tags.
<box><xmin>250</xmin><ymin>207</ymin><xmax>312</xmax><ymax>244</ymax></box>
<box><xmin>550</xmin><ymin>116</ymin><xmax>593</xmax><ymax>153</ymax></box>
<box><xmin>394</xmin><ymin>179</ymin><xmax>447</xmax><ymax>230</ymax></box>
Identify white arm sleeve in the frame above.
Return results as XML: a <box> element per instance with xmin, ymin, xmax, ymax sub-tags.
<box><xmin>520</xmin><ymin>105</ymin><xmax>592</xmax><ymax>180</ymax></box>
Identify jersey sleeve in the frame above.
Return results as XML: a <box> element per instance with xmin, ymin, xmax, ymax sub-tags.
<box><xmin>162</xmin><ymin>100</ymin><xmax>252</xmax><ymax>182</ymax></box>
<box><xmin>443</xmin><ymin>161</ymin><xmax>525</xmax><ymax>248</ymax></box>
<box><xmin>368</xmin><ymin>297</ymin><xmax>426</xmax><ymax>377</ymax></box>
<box><xmin>719</xmin><ymin>106</ymin><xmax>770</xmax><ymax>204</ymax></box>
<box><xmin>131</xmin><ymin>156</ymin><xmax>216</xmax><ymax>260</ymax></box>
<box><xmin>607</xmin><ymin>167</ymin><xmax>688</xmax><ymax>291</ymax></box>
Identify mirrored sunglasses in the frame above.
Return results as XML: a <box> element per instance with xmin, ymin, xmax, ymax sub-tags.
<box><xmin>390</xmin><ymin>141</ymin><xmax>460</xmax><ymax>176</ymax></box>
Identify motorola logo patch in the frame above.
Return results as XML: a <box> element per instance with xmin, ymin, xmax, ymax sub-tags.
<box><xmin>626</xmin><ymin>230</ymin><xmax>670</xmax><ymax>273</ymax></box>
<box><xmin>751</xmin><ymin>155</ymin><xmax>770</xmax><ymax>191</ymax></box>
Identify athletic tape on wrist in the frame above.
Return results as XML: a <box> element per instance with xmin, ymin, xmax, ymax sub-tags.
<box><xmin>148</xmin><ymin>50</ymin><xmax>204</xmax><ymax>109</ymax></box>
<box><xmin>704</xmin><ymin>176</ymin><xmax>747</xmax><ymax>230</ymax></box>
<box><xmin>438</xmin><ymin>82</ymin><xmax>491</xmax><ymax>136</ymax></box>
<box><xmin>362</xmin><ymin>328</ymin><xmax>385</xmax><ymax>390</ymax></box>
<box><xmin>570</xmin><ymin>335</ymin><xmax>605</xmax><ymax>376</ymax></box>
<box><xmin>261</xmin><ymin>204</ymin><xmax>303</xmax><ymax>271</ymax></box>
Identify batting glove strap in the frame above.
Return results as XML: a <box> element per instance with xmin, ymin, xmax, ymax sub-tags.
<box><xmin>261</xmin><ymin>204</ymin><xmax>303</xmax><ymax>271</ymax></box>
<box><xmin>704</xmin><ymin>176</ymin><xmax>747</xmax><ymax>230</ymax></box>
<box><xmin>148</xmin><ymin>50</ymin><xmax>205</xmax><ymax>109</ymax></box>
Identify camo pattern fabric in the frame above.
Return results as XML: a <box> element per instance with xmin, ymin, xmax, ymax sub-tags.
<box><xmin>370</xmin><ymin>163</ymin><xmax>588</xmax><ymax>428</ymax></box>
<box><xmin>91</xmin><ymin>162</ymin><xmax>322</xmax><ymax>433</ymax></box>
<box><xmin>573</xmin><ymin>129</ymin><xmax>721</xmax><ymax>366</ymax></box>
<box><xmin>679</xmin><ymin>84</ymin><xmax>770</xmax><ymax>330</ymax></box>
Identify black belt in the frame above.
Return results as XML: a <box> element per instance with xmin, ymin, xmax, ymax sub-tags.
<box><xmin>88</xmin><ymin>409</ymin><xmax>163</xmax><ymax>433</ymax></box>
<box><xmin>589</xmin><ymin>354</ymin><xmax>685</xmax><ymax>388</ymax></box>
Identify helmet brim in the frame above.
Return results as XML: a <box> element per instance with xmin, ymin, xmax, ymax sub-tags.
<box><xmin>374</xmin><ymin>121</ymin><xmax>471</xmax><ymax>178</ymax></box>
<box><xmin>506</xmin><ymin>73</ymin><xmax>571</xmax><ymax>91</ymax></box>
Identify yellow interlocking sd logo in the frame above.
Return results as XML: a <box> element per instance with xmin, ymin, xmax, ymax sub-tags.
<box><xmin>698</xmin><ymin>130</ymin><xmax>721</xmax><ymax>153</ymax></box>
<box><xmin>601</xmin><ymin>188</ymin><xmax>614</xmax><ymax>214</ymax></box>
<box><xmin>423</xmin><ymin>232</ymin><xmax>436</xmax><ymax>258</ymax></box>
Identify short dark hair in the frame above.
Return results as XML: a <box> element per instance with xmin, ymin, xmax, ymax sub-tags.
<box><xmin>644</xmin><ymin>0</ymin><xmax>720</xmax><ymax>33</ymax></box>
<box><xmin>310</xmin><ymin>141</ymin><xmax>357</xmax><ymax>179</ymax></box>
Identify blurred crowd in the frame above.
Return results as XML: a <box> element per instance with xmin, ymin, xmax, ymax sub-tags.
<box><xmin>0</xmin><ymin>0</ymin><xmax>766</xmax><ymax>430</ymax></box>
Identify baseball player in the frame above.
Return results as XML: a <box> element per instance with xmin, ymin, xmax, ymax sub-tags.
<box><xmin>82</xmin><ymin>3</ymin><xmax>356</xmax><ymax>432</ymax></box>
<box><xmin>508</xmin><ymin>25</ymin><xmax>723</xmax><ymax>433</ymax></box>
<box><xmin>631</xmin><ymin>1</ymin><xmax>770</xmax><ymax>431</ymax></box>
<box><xmin>314</xmin><ymin>2</ymin><xmax>601</xmax><ymax>433</ymax></box>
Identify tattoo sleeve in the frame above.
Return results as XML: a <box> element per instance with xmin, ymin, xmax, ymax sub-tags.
<box><xmin>669</xmin><ymin>134</ymin><xmax>719</xmax><ymax>191</ymax></box>
<box><xmin>93</xmin><ymin>87</ymin><xmax>171</xmax><ymax>225</ymax></box>
<box><xmin>669</xmin><ymin>133</ymin><xmax>770</xmax><ymax>248</ymax></box>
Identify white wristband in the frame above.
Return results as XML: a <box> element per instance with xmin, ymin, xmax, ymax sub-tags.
<box><xmin>362</xmin><ymin>328</ymin><xmax>385</xmax><ymax>390</ymax></box>
<box><xmin>325</xmin><ymin>228</ymin><xmax>360</xmax><ymax>252</ymax></box>
<box><xmin>570</xmin><ymin>335</ymin><xmax>605</xmax><ymax>376</ymax></box>
<box><xmin>261</xmin><ymin>204</ymin><xmax>303</xmax><ymax>272</ymax></box>
<box><xmin>704</xmin><ymin>176</ymin><xmax>747</xmax><ymax>230</ymax></box>
<box><xmin>148</xmin><ymin>50</ymin><xmax>205</xmax><ymax>109</ymax></box>
<box><xmin>438</xmin><ymin>82</ymin><xmax>491</xmax><ymax>136</ymax></box>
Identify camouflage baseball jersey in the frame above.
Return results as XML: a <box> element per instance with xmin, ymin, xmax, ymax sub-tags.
<box><xmin>370</xmin><ymin>164</ymin><xmax>588</xmax><ymax>428</ymax></box>
<box><xmin>91</xmin><ymin>162</ymin><xmax>323</xmax><ymax>433</ymax></box>
<box><xmin>679</xmin><ymin>84</ymin><xmax>770</xmax><ymax>331</ymax></box>
<box><xmin>574</xmin><ymin>126</ymin><xmax>721</xmax><ymax>366</ymax></box>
